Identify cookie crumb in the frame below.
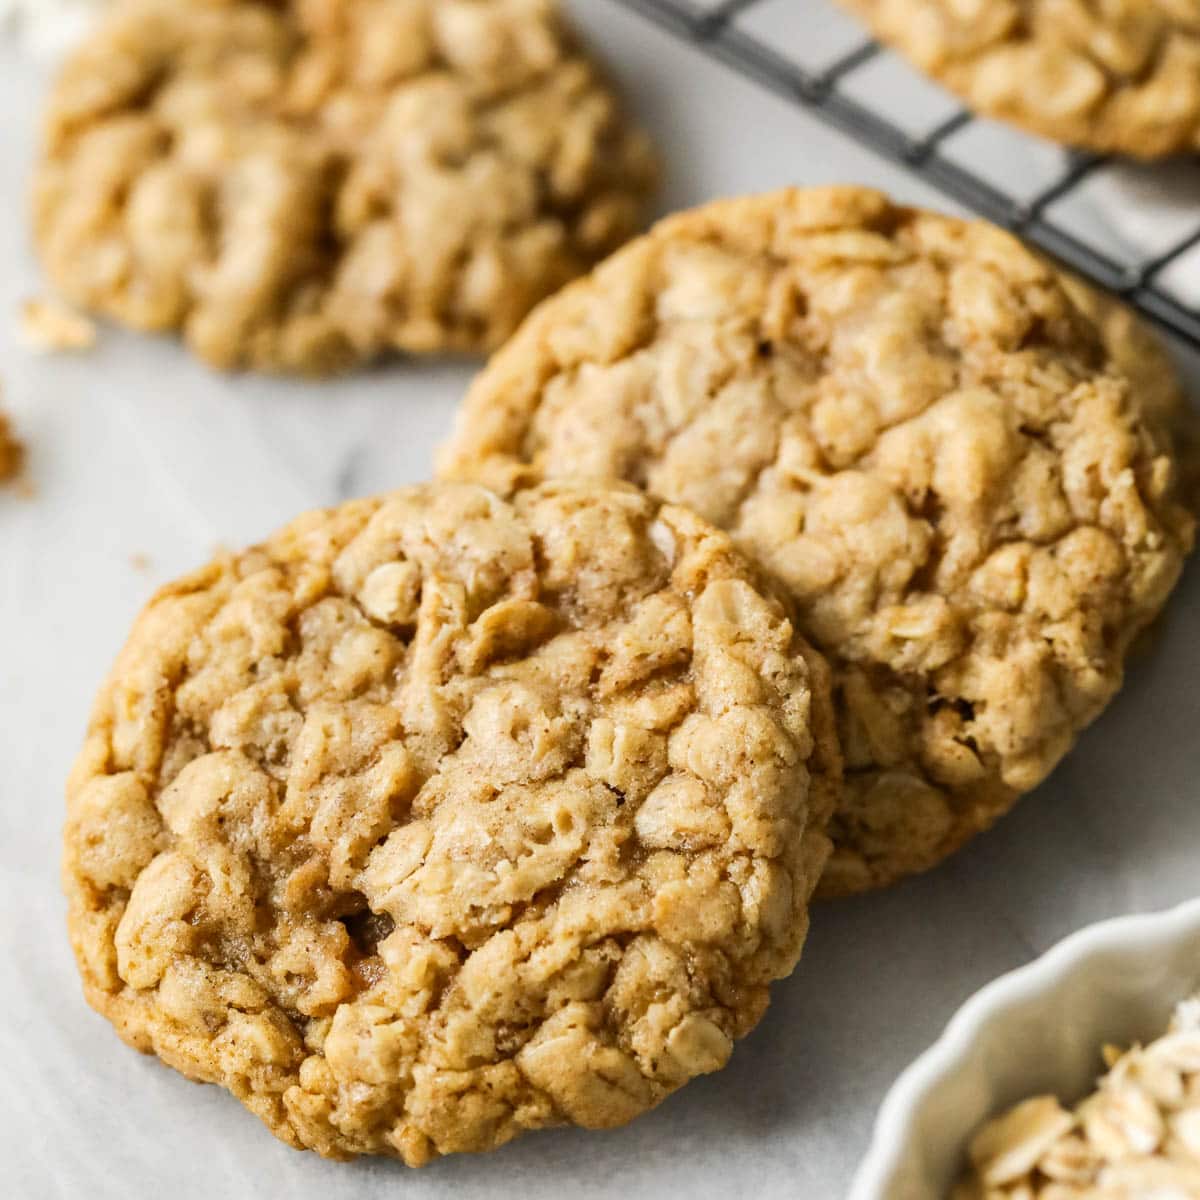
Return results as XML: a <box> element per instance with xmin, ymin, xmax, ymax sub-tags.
<box><xmin>19</xmin><ymin>296</ymin><xmax>96</xmax><ymax>353</ymax></box>
<box><xmin>129</xmin><ymin>552</ymin><xmax>152</xmax><ymax>572</ymax></box>
<box><xmin>0</xmin><ymin>409</ymin><xmax>25</xmax><ymax>485</ymax></box>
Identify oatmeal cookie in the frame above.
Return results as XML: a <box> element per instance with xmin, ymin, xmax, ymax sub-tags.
<box><xmin>439</xmin><ymin>186</ymin><xmax>1195</xmax><ymax>897</ymax></box>
<box><xmin>840</xmin><ymin>0</ymin><xmax>1200</xmax><ymax>158</ymax></box>
<box><xmin>64</xmin><ymin>479</ymin><xmax>837</xmax><ymax>1163</ymax></box>
<box><xmin>33</xmin><ymin>0</ymin><xmax>657</xmax><ymax>374</ymax></box>
<box><xmin>1059</xmin><ymin>272</ymin><xmax>1200</xmax><ymax>511</ymax></box>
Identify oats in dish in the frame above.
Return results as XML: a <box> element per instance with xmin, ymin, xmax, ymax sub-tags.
<box><xmin>956</xmin><ymin>992</ymin><xmax>1200</xmax><ymax>1197</ymax></box>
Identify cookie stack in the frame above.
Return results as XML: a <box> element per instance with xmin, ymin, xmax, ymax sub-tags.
<box><xmin>55</xmin><ymin>0</ymin><xmax>1196</xmax><ymax>1171</ymax></box>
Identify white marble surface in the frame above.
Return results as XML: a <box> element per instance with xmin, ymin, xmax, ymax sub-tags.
<box><xmin>3</xmin><ymin>4</ymin><xmax>1199</xmax><ymax>1197</ymax></box>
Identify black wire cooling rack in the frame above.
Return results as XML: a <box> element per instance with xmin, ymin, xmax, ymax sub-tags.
<box><xmin>605</xmin><ymin>0</ymin><xmax>1200</xmax><ymax>351</ymax></box>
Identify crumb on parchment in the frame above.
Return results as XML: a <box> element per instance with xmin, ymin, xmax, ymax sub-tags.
<box><xmin>19</xmin><ymin>296</ymin><xmax>97</xmax><ymax>353</ymax></box>
<box><xmin>0</xmin><ymin>407</ymin><xmax>24</xmax><ymax>485</ymax></box>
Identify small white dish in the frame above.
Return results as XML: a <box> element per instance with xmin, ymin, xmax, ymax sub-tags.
<box><xmin>849</xmin><ymin>898</ymin><xmax>1200</xmax><ymax>1200</ymax></box>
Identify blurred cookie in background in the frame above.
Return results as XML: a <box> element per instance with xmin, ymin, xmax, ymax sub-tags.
<box><xmin>841</xmin><ymin>1</ymin><xmax>1200</xmax><ymax>158</ymax></box>
<box><xmin>33</xmin><ymin>0</ymin><xmax>658</xmax><ymax>375</ymax></box>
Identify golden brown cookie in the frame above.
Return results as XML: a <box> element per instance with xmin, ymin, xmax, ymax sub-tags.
<box><xmin>840</xmin><ymin>0</ymin><xmax>1200</xmax><ymax>158</ymax></box>
<box><xmin>439</xmin><ymin>186</ymin><xmax>1196</xmax><ymax>897</ymax></box>
<box><xmin>34</xmin><ymin>0</ymin><xmax>657</xmax><ymax>374</ymax></box>
<box><xmin>64</xmin><ymin>480</ymin><xmax>837</xmax><ymax>1163</ymax></box>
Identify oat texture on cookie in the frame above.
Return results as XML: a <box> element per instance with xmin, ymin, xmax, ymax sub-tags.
<box><xmin>63</xmin><ymin>480</ymin><xmax>837</xmax><ymax>1164</ymax></box>
<box><xmin>34</xmin><ymin>0</ymin><xmax>657</xmax><ymax>374</ymax></box>
<box><xmin>841</xmin><ymin>0</ymin><xmax>1200</xmax><ymax>158</ymax></box>
<box><xmin>440</xmin><ymin>186</ymin><xmax>1196</xmax><ymax>896</ymax></box>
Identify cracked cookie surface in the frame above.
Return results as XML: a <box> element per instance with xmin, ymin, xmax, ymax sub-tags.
<box><xmin>34</xmin><ymin>0</ymin><xmax>657</xmax><ymax>374</ymax></box>
<box><xmin>63</xmin><ymin>479</ymin><xmax>837</xmax><ymax>1163</ymax></box>
<box><xmin>440</xmin><ymin>186</ymin><xmax>1195</xmax><ymax>896</ymax></box>
<box><xmin>841</xmin><ymin>0</ymin><xmax>1200</xmax><ymax>158</ymax></box>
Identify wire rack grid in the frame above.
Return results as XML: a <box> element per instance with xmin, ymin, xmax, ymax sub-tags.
<box><xmin>605</xmin><ymin>0</ymin><xmax>1200</xmax><ymax>351</ymax></box>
